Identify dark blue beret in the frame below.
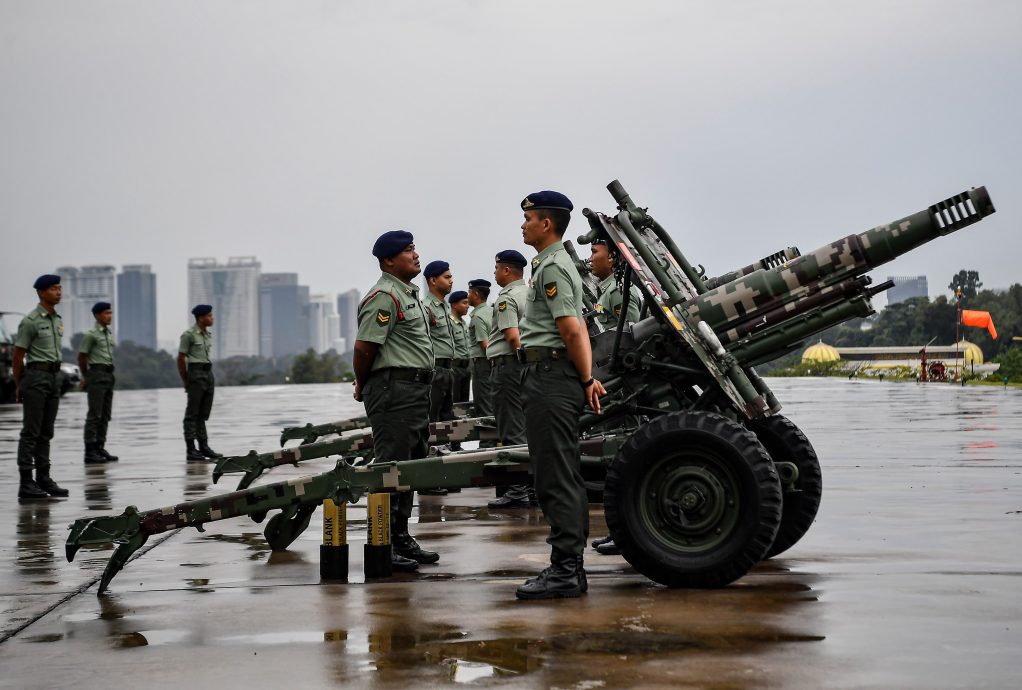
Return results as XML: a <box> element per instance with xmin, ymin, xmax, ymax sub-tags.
<box><xmin>448</xmin><ymin>290</ymin><xmax>468</xmax><ymax>303</ymax></box>
<box><xmin>92</xmin><ymin>301</ymin><xmax>112</xmax><ymax>314</ymax></box>
<box><xmin>192</xmin><ymin>304</ymin><xmax>213</xmax><ymax>317</ymax></box>
<box><xmin>468</xmin><ymin>279</ymin><xmax>491</xmax><ymax>289</ymax></box>
<box><xmin>521</xmin><ymin>190</ymin><xmax>573</xmax><ymax>212</ymax></box>
<box><xmin>372</xmin><ymin>230</ymin><xmax>414</xmax><ymax>259</ymax></box>
<box><xmin>423</xmin><ymin>260</ymin><xmax>450</xmax><ymax>279</ymax></box>
<box><xmin>33</xmin><ymin>274</ymin><xmax>61</xmax><ymax>290</ymax></box>
<box><xmin>495</xmin><ymin>250</ymin><xmax>527</xmax><ymax>268</ymax></box>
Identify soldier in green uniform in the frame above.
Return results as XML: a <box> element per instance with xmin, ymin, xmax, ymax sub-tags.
<box><xmin>178</xmin><ymin>304</ymin><xmax>222</xmax><ymax>461</ymax></box>
<box><xmin>448</xmin><ymin>290</ymin><xmax>472</xmax><ymax>403</ymax></box>
<box><xmin>467</xmin><ymin>279</ymin><xmax>493</xmax><ymax>417</ymax></box>
<box><xmin>421</xmin><ymin>260</ymin><xmax>457</xmax><ymax>495</ymax></box>
<box><xmin>13</xmin><ymin>274</ymin><xmax>70</xmax><ymax>499</ymax></box>
<box><xmin>515</xmin><ymin>191</ymin><xmax>605</xmax><ymax>600</ymax></box>
<box><xmin>486</xmin><ymin>249</ymin><xmax>536</xmax><ymax>509</ymax></box>
<box><xmin>352</xmin><ymin>230</ymin><xmax>440</xmax><ymax>571</ymax></box>
<box><xmin>78</xmin><ymin>301</ymin><xmax>119</xmax><ymax>464</ymax></box>
<box><xmin>591</xmin><ymin>238</ymin><xmax>642</xmax><ymax>327</ymax></box>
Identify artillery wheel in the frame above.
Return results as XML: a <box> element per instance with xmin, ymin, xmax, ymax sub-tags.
<box><xmin>747</xmin><ymin>415</ymin><xmax>822</xmax><ymax>559</ymax></box>
<box><xmin>604</xmin><ymin>411</ymin><xmax>781</xmax><ymax>588</ymax></box>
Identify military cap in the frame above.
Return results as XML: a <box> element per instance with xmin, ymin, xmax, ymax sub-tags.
<box><xmin>33</xmin><ymin>274</ymin><xmax>61</xmax><ymax>290</ymax></box>
<box><xmin>520</xmin><ymin>190</ymin><xmax>573</xmax><ymax>212</ymax></box>
<box><xmin>495</xmin><ymin>249</ymin><xmax>527</xmax><ymax>268</ymax></box>
<box><xmin>372</xmin><ymin>230</ymin><xmax>414</xmax><ymax>259</ymax></box>
<box><xmin>91</xmin><ymin>301</ymin><xmax>112</xmax><ymax>314</ymax></box>
<box><xmin>448</xmin><ymin>290</ymin><xmax>468</xmax><ymax>303</ymax></box>
<box><xmin>423</xmin><ymin>260</ymin><xmax>450</xmax><ymax>279</ymax></box>
<box><xmin>467</xmin><ymin>279</ymin><xmax>492</xmax><ymax>290</ymax></box>
<box><xmin>192</xmin><ymin>304</ymin><xmax>213</xmax><ymax>317</ymax></box>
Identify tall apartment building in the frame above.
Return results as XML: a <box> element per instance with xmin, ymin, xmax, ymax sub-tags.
<box><xmin>259</xmin><ymin>273</ymin><xmax>310</xmax><ymax>358</ymax></box>
<box><xmin>117</xmin><ymin>265</ymin><xmax>157</xmax><ymax>349</ymax></box>
<box><xmin>886</xmin><ymin>275</ymin><xmax>929</xmax><ymax>306</ymax></box>
<box><xmin>336</xmin><ymin>289</ymin><xmax>360</xmax><ymax>352</ymax></box>
<box><xmin>308</xmin><ymin>294</ymin><xmax>345</xmax><ymax>354</ymax></box>
<box><xmin>55</xmin><ymin>265</ymin><xmax>117</xmax><ymax>338</ymax></box>
<box><xmin>187</xmin><ymin>257</ymin><xmax>261</xmax><ymax>359</ymax></box>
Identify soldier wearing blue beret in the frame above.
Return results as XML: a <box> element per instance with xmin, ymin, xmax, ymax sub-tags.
<box><xmin>353</xmin><ymin>230</ymin><xmax>439</xmax><ymax>570</ymax></box>
<box><xmin>515</xmin><ymin>190</ymin><xmax>605</xmax><ymax>600</ymax></box>
<box><xmin>78</xmin><ymin>300</ymin><xmax>119</xmax><ymax>464</ymax></box>
<box><xmin>13</xmin><ymin>274</ymin><xmax>70</xmax><ymax>498</ymax></box>
<box><xmin>448</xmin><ymin>290</ymin><xmax>472</xmax><ymax>402</ymax></box>
<box><xmin>421</xmin><ymin>259</ymin><xmax>457</xmax><ymax>495</ymax></box>
<box><xmin>178</xmin><ymin>304</ymin><xmax>221</xmax><ymax>461</ymax></box>
<box><xmin>467</xmin><ymin>278</ymin><xmax>494</xmax><ymax>419</ymax></box>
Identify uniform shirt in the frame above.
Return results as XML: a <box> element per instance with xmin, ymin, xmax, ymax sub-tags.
<box><xmin>179</xmin><ymin>325</ymin><xmax>212</xmax><ymax>364</ymax></box>
<box><xmin>451</xmin><ymin>315</ymin><xmax>471</xmax><ymax>359</ymax></box>
<box><xmin>424</xmin><ymin>293</ymin><xmax>456</xmax><ymax>359</ymax></box>
<box><xmin>79</xmin><ymin>322</ymin><xmax>114</xmax><ymax>365</ymax></box>
<box><xmin>356</xmin><ymin>272</ymin><xmax>434</xmax><ymax>372</ymax></box>
<box><xmin>15</xmin><ymin>305</ymin><xmax>63</xmax><ymax>363</ymax></box>
<box><xmin>596</xmin><ymin>275</ymin><xmax>642</xmax><ymax>327</ymax></box>
<box><xmin>487</xmin><ymin>279</ymin><xmax>529</xmax><ymax>358</ymax></box>
<box><xmin>520</xmin><ymin>242</ymin><xmax>584</xmax><ymax>349</ymax></box>
<box><xmin>469</xmin><ymin>303</ymin><xmax>493</xmax><ymax>359</ymax></box>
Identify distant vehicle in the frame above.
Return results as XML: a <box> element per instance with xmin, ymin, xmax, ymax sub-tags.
<box><xmin>0</xmin><ymin>311</ymin><xmax>80</xmax><ymax>403</ymax></box>
<box><xmin>60</xmin><ymin>362</ymin><xmax>82</xmax><ymax>395</ymax></box>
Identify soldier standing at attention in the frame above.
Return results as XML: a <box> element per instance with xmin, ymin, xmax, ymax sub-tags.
<box><xmin>448</xmin><ymin>290</ymin><xmax>472</xmax><ymax>403</ymax></box>
<box><xmin>178</xmin><ymin>305</ymin><xmax>222</xmax><ymax>461</ymax></box>
<box><xmin>467</xmin><ymin>279</ymin><xmax>493</xmax><ymax>417</ymax></box>
<box><xmin>515</xmin><ymin>191</ymin><xmax>605</xmax><ymax>600</ymax></box>
<box><xmin>423</xmin><ymin>260</ymin><xmax>457</xmax><ymax>424</ymax></box>
<box><xmin>352</xmin><ymin>230</ymin><xmax>440</xmax><ymax>571</ymax></box>
<box><xmin>591</xmin><ymin>237</ymin><xmax>642</xmax><ymax>327</ymax></box>
<box><xmin>78</xmin><ymin>301</ymin><xmax>119</xmax><ymax>464</ymax></box>
<box><xmin>13</xmin><ymin>274</ymin><xmax>70</xmax><ymax>499</ymax></box>
<box><xmin>485</xmin><ymin>249</ymin><xmax>535</xmax><ymax>509</ymax></box>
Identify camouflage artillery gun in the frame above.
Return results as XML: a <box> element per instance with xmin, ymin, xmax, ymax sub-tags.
<box><xmin>66</xmin><ymin>181</ymin><xmax>996</xmax><ymax>594</ymax></box>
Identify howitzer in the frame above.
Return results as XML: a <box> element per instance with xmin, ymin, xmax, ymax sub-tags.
<box><xmin>278</xmin><ymin>402</ymin><xmax>477</xmax><ymax>446</ymax></box>
<box><xmin>67</xmin><ymin>180</ymin><xmax>995</xmax><ymax>596</ymax></box>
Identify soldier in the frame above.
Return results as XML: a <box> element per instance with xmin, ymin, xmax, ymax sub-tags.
<box><xmin>78</xmin><ymin>301</ymin><xmax>119</xmax><ymax>464</ymax></box>
<box><xmin>467</xmin><ymin>278</ymin><xmax>493</xmax><ymax>417</ymax></box>
<box><xmin>12</xmin><ymin>274</ymin><xmax>70</xmax><ymax>499</ymax></box>
<box><xmin>352</xmin><ymin>230</ymin><xmax>440</xmax><ymax>571</ymax></box>
<box><xmin>485</xmin><ymin>249</ymin><xmax>535</xmax><ymax>509</ymax></box>
<box><xmin>422</xmin><ymin>260</ymin><xmax>457</xmax><ymax>496</ymax></box>
<box><xmin>448</xmin><ymin>290</ymin><xmax>472</xmax><ymax>403</ymax></box>
<box><xmin>515</xmin><ymin>191</ymin><xmax>605</xmax><ymax>600</ymax></box>
<box><xmin>591</xmin><ymin>238</ymin><xmax>642</xmax><ymax>327</ymax></box>
<box><xmin>178</xmin><ymin>304</ymin><xmax>222</xmax><ymax>461</ymax></box>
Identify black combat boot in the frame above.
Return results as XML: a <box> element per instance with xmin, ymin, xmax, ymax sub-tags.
<box><xmin>198</xmin><ymin>442</ymin><xmax>223</xmax><ymax>459</ymax></box>
<box><xmin>390</xmin><ymin>548</ymin><xmax>420</xmax><ymax>572</ymax></box>
<box><xmin>418</xmin><ymin>488</ymin><xmax>448</xmax><ymax>496</ymax></box>
<box><xmin>488</xmin><ymin>485</ymin><xmax>532</xmax><ymax>509</ymax></box>
<box><xmin>36</xmin><ymin>468</ymin><xmax>69</xmax><ymax>497</ymax></box>
<box><xmin>99</xmin><ymin>446</ymin><xmax>119</xmax><ymax>462</ymax></box>
<box><xmin>393</xmin><ymin>532</ymin><xmax>440</xmax><ymax>564</ymax></box>
<box><xmin>595</xmin><ymin>539</ymin><xmax>621</xmax><ymax>556</ymax></box>
<box><xmin>185</xmin><ymin>440</ymin><xmax>207</xmax><ymax>461</ymax></box>
<box><xmin>84</xmin><ymin>443</ymin><xmax>106</xmax><ymax>465</ymax></box>
<box><xmin>516</xmin><ymin>549</ymin><xmax>586</xmax><ymax>600</ymax></box>
<box><xmin>18</xmin><ymin>470</ymin><xmax>50</xmax><ymax>500</ymax></box>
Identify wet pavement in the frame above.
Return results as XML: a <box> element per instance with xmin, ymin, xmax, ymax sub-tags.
<box><xmin>0</xmin><ymin>380</ymin><xmax>1020</xmax><ymax>689</ymax></box>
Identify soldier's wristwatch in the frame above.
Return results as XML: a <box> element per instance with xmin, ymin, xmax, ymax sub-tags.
<box><xmin>581</xmin><ymin>377</ymin><xmax>595</xmax><ymax>389</ymax></box>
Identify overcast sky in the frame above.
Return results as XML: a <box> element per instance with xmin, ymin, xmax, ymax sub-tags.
<box><xmin>2</xmin><ymin>1</ymin><xmax>1019</xmax><ymax>345</ymax></box>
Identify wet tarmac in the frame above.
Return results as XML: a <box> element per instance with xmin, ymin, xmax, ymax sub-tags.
<box><xmin>0</xmin><ymin>380</ymin><xmax>1020</xmax><ymax>688</ymax></box>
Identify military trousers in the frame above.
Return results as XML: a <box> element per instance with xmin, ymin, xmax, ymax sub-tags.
<box><xmin>490</xmin><ymin>360</ymin><xmax>526</xmax><ymax>445</ymax></box>
<box><xmin>471</xmin><ymin>358</ymin><xmax>493</xmax><ymax>417</ymax></box>
<box><xmin>521</xmin><ymin>358</ymin><xmax>588</xmax><ymax>556</ymax></box>
<box><xmin>183</xmin><ymin>368</ymin><xmax>215</xmax><ymax>443</ymax></box>
<box><xmin>451</xmin><ymin>361</ymin><xmax>471</xmax><ymax>403</ymax></box>
<box><xmin>428</xmin><ymin>366</ymin><xmax>455</xmax><ymax>423</ymax></box>
<box><xmin>17</xmin><ymin>369</ymin><xmax>61</xmax><ymax>472</ymax></box>
<box><xmin>84</xmin><ymin>368</ymin><xmax>115</xmax><ymax>446</ymax></box>
<box><xmin>363</xmin><ymin>371</ymin><xmax>431</xmax><ymax>536</ymax></box>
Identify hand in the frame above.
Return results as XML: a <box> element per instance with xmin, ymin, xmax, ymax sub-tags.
<box><xmin>584</xmin><ymin>377</ymin><xmax>606</xmax><ymax>414</ymax></box>
<box><xmin>14</xmin><ymin>386</ymin><xmax>21</xmax><ymax>403</ymax></box>
<box><xmin>353</xmin><ymin>381</ymin><xmax>363</xmax><ymax>402</ymax></box>
<box><xmin>79</xmin><ymin>379</ymin><xmax>87</xmax><ymax>391</ymax></box>
<box><xmin>181</xmin><ymin>378</ymin><xmax>188</xmax><ymax>389</ymax></box>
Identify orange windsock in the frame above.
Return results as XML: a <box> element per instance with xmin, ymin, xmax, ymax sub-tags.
<box><xmin>961</xmin><ymin>310</ymin><xmax>997</xmax><ymax>339</ymax></box>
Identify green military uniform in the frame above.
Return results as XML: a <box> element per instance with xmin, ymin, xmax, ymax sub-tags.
<box><xmin>596</xmin><ymin>275</ymin><xmax>642</xmax><ymax>327</ymax></box>
<box><xmin>469</xmin><ymin>302</ymin><xmax>494</xmax><ymax>416</ymax></box>
<box><xmin>179</xmin><ymin>325</ymin><xmax>214</xmax><ymax>445</ymax></box>
<box><xmin>487</xmin><ymin>279</ymin><xmax>529</xmax><ymax>445</ymax></box>
<box><xmin>451</xmin><ymin>313</ymin><xmax>472</xmax><ymax>402</ymax></box>
<box><xmin>520</xmin><ymin>242</ymin><xmax>589</xmax><ymax>556</ymax></box>
<box><xmin>425</xmin><ymin>294</ymin><xmax>456</xmax><ymax>423</ymax></box>
<box><xmin>16</xmin><ymin>305</ymin><xmax>64</xmax><ymax>473</ymax></box>
<box><xmin>80</xmin><ymin>322</ymin><xmax>115</xmax><ymax>452</ymax></box>
<box><xmin>357</xmin><ymin>272</ymin><xmax>434</xmax><ymax>544</ymax></box>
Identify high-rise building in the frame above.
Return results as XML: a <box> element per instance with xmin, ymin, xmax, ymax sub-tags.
<box><xmin>886</xmin><ymin>275</ymin><xmax>929</xmax><ymax>306</ymax></box>
<box><xmin>308</xmin><ymin>294</ymin><xmax>346</xmax><ymax>354</ymax></box>
<box><xmin>336</xmin><ymin>289</ymin><xmax>360</xmax><ymax>352</ymax></box>
<box><xmin>187</xmin><ymin>257</ymin><xmax>261</xmax><ymax>359</ymax></box>
<box><xmin>117</xmin><ymin>265</ymin><xmax>157</xmax><ymax>349</ymax></box>
<box><xmin>55</xmin><ymin>265</ymin><xmax>116</xmax><ymax>338</ymax></box>
<box><xmin>259</xmin><ymin>273</ymin><xmax>310</xmax><ymax>358</ymax></box>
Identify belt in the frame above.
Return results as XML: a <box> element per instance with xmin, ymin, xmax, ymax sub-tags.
<box><xmin>27</xmin><ymin>361</ymin><xmax>60</xmax><ymax>373</ymax></box>
<box><xmin>517</xmin><ymin>347</ymin><xmax>568</xmax><ymax>363</ymax></box>
<box><xmin>376</xmin><ymin>367</ymin><xmax>434</xmax><ymax>384</ymax></box>
<box><xmin>90</xmin><ymin>364</ymin><xmax>115</xmax><ymax>373</ymax></box>
<box><xmin>188</xmin><ymin>363</ymin><xmax>212</xmax><ymax>371</ymax></box>
<box><xmin>434</xmin><ymin>358</ymin><xmax>453</xmax><ymax>368</ymax></box>
<box><xmin>471</xmin><ymin>357</ymin><xmax>490</xmax><ymax>366</ymax></box>
<box><xmin>452</xmin><ymin>359</ymin><xmax>470</xmax><ymax>369</ymax></box>
<box><xmin>489</xmin><ymin>354</ymin><xmax>519</xmax><ymax>368</ymax></box>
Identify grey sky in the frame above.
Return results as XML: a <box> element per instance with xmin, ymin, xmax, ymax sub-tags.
<box><xmin>2</xmin><ymin>1</ymin><xmax>1019</xmax><ymax>344</ymax></box>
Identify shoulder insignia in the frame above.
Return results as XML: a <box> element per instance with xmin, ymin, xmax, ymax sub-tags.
<box><xmin>544</xmin><ymin>282</ymin><xmax>558</xmax><ymax>299</ymax></box>
<box><xmin>376</xmin><ymin>309</ymin><xmax>391</xmax><ymax>326</ymax></box>
<box><xmin>58</xmin><ymin>324</ymin><xmax>64</xmax><ymax>335</ymax></box>
<box><xmin>498</xmin><ymin>301</ymin><xmax>507</xmax><ymax>312</ymax></box>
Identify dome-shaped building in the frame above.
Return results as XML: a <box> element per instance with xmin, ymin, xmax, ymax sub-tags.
<box><xmin>802</xmin><ymin>340</ymin><xmax>841</xmax><ymax>364</ymax></box>
<box><xmin>958</xmin><ymin>340</ymin><xmax>984</xmax><ymax>365</ymax></box>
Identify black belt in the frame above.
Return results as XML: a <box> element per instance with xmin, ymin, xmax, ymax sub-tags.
<box><xmin>27</xmin><ymin>361</ymin><xmax>60</xmax><ymax>373</ymax></box>
<box><xmin>489</xmin><ymin>354</ymin><xmax>519</xmax><ymax>368</ymax></box>
<box><xmin>89</xmin><ymin>364</ymin><xmax>114</xmax><ymax>373</ymax></box>
<box><xmin>376</xmin><ymin>367</ymin><xmax>434</xmax><ymax>384</ymax></box>
<box><xmin>517</xmin><ymin>347</ymin><xmax>568</xmax><ymax>363</ymax></box>
<box><xmin>188</xmin><ymin>363</ymin><xmax>212</xmax><ymax>371</ymax></box>
<box><xmin>434</xmin><ymin>358</ymin><xmax>453</xmax><ymax>368</ymax></box>
<box><xmin>471</xmin><ymin>357</ymin><xmax>489</xmax><ymax>366</ymax></box>
<box><xmin>452</xmin><ymin>359</ymin><xmax>470</xmax><ymax>369</ymax></box>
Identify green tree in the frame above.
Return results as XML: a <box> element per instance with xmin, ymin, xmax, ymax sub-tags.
<box><xmin>948</xmin><ymin>270</ymin><xmax>982</xmax><ymax>301</ymax></box>
<box><xmin>290</xmin><ymin>349</ymin><xmax>353</xmax><ymax>384</ymax></box>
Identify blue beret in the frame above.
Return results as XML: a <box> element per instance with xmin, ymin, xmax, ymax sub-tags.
<box><xmin>33</xmin><ymin>274</ymin><xmax>61</xmax><ymax>290</ymax></box>
<box><xmin>495</xmin><ymin>250</ymin><xmax>527</xmax><ymax>268</ymax></box>
<box><xmin>91</xmin><ymin>301</ymin><xmax>112</xmax><ymax>314</ymax></box>
<box><xmin>448</xmin><ymin>290</ymin><xmax>468</xmax><ymax>303</ymax></box>
<box><xmin>521</xmin><ymin>190</ymin><xmax>573</xmax><ymax>212</ymax></box>
<box><xmin>372</xmin><ymin>230</ymin><xmax>414</xmax><ymax>259</ymax></box>
<box><xmin>468</xmin><ymin>279</ymin><xmax>491</xmax><ymax>290</ymax></box>
<box><xmin>423</xmin><ymin>260</ymin><xmax>450</xmax><ymax>279</ymax></box>
<box><xmin>192</xmin><ymin>304</ymin><xmax>213</xmax><ymax>317</ymax></box>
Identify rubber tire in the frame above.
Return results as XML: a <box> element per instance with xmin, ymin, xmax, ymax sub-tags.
<box><xmin>604</xmin><ymin>411</ymin><xmax>781</xmax><ymax>588</ymax></box>
<box><xmin>748</xmin><ymin>415</ymin><xmax>823</xmax><ymax>559</ymax></box>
